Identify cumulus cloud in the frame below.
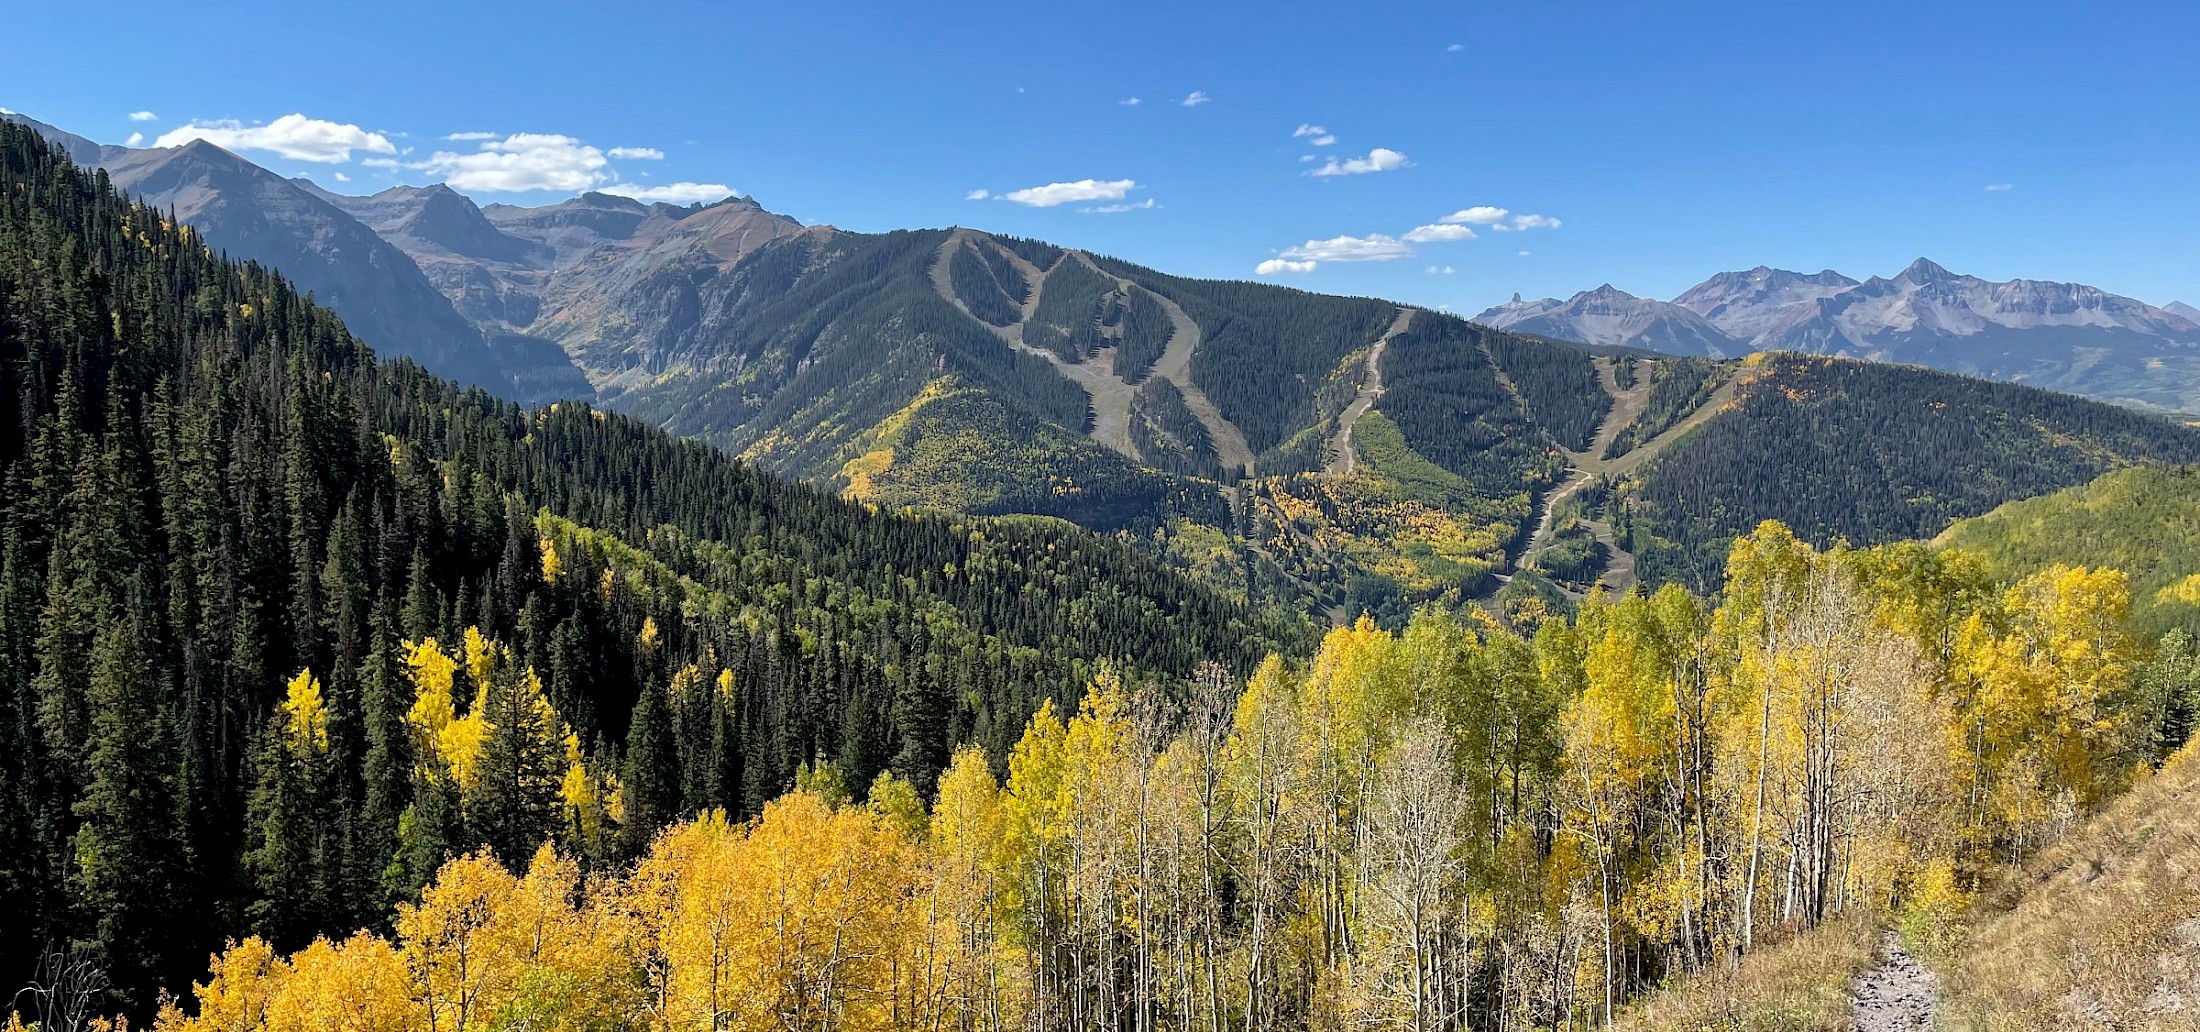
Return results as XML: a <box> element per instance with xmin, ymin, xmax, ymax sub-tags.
<box><xmin>333</xmin><ymin>171</ymin><xmax>350</xmax><ymax>182</ymax></box>
<box><xmin>445</xmin><ymin>131</ymin><xmax>499</xmax><ymax>141</ymax></box>
<box><xmin>1000</xmin><ymin>178</ymin><xmax>1138</xmax><ymax>207</ymax></box>
<box><xmin>965</xmin><ymin>189</ymin><xmax>991</xmax><ymax>200</ymax></box>
<box><xmin>1120</xmin><ymin>97</ymin><xmax>1142</xmax><ymax>106</ymax></box>
<box><xmin>1441</xmin><ymin>206</ymin><xmax>1509</xmax><ymax>225</ymax></box>
<box><xmin>125</xmin><ymin>132</ymin><xmax>145</xmax><ymax>147</ymax></box>
<box><xmin>1426</xmin><ymin>265</ymin><xmax>1456</xmax><ymax>275</ymax></box>
<box><xmin>1083</xmin><ymin>198</ymin><xmax>1156</xmax><ymax>214</ymax></box>
<box><xmin>1181</xmin><ymin>90</ymin><xmax>1210</xmax><ymax>107</ymax></box>
<box><xmin>598</xmin><ymin>181</ymin><xmax>735</xmax><ymax>204</ymax></box>
<box><xmin>414</xmin><ymin>133</ymin><xmax>608</xmax><ymax>192</ymax></box>
<box><xmin>1256</xmin><ymin>259</ymin><xmax>1317</xmax><ymax>275</ymax></box>
<box><xmin>1307</xmin><ymin>147</ymin><xmax>1408</xmax><ymax>177</ymax></box>
<box><xmin>1985</xmin><ymin>182</ymin><xmax>2013</xmax><ymax>191</ymax></box>
<box><xmin>156</xmin><ymin>114</ymin><xmax>397</xmax><ymax>163</ymax></box>
<box><xmin>128</xmin><ymin>110</ymin><xmax>158</xmax><ymax>122</ymax></box>
<box><xmin>1447</xmin><ymin>43</ymin><xmax>1464</xmax><ymax>51</ymax></box>
<box><xmin>1404</xmin><ymin>223</ymin><xmax>1476</xmax><ymax>243</ymax></box>
<box><xmin>1280</xmin><ymin>233</ymin><xmax>1412</xmax><ymax>263</ymax></box>
<box><xmin>1518</xmin><ymin>250</ymin><xmax>1531</xmax><ymax>256</ymax></box>
<box><xmin>607</xmin><ymin>146</ymin><xmax>665</xmax><ymax>160</ymax></box>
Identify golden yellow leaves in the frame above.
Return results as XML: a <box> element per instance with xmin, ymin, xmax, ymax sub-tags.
<box><xmin>626</xmin><ymin>797</ymin><xmax>921</xmax><ymax>1032</ymax></box>
<box><xmin>278</xmin><ymin>669</ymin><xmax>328</xmax><ymax>754</ymax></box>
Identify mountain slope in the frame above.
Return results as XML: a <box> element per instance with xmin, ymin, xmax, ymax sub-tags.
<box><xmin>0</xmin><ymin>112</ymin><xmax>586</xmax><ymax>401</ymax></box>
<box><xmin>0</xmin><ymin>119</ymin><xmax>1292</xmax><ymax>1012</ymax></box>
<box><xmin>1481</xmin><ymin>259</ymin><xmax>2200</xmax><ymax>412</ymax></box>
<box><xmin>1614</xmin><ymin>353</ymin><xmax>2200</xmax><ymax>588</ymax></box>
<box><xmin>1934</xmin><ymin>465</ymin><xmax>2200</xmax><ymax>638</ymax></box>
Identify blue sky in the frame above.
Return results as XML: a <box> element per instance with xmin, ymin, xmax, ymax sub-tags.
<box><xmin>4</xmin><ymin>1</ymin><xmax>2196</xmax><ymax>312</ymax></box>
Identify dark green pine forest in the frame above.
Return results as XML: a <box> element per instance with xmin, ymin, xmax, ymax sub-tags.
<box><xmin>0</xmin><ymin>123</ymin><xmax>1296</xmax><ymax>1010</ymax></box>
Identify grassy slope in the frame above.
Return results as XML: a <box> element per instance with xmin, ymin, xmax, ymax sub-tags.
<box><xmin>1614</xmin><ymin>921</ymin><xmax>1875</xmax><ymax>1032</ymax></box>
<box><xmin>1940</xmin><ymin>741</ymin><xmax>2200</xmax><ymax>1030</ymax></box>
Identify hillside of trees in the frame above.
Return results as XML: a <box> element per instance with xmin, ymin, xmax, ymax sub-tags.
<box><xmin>0</xmin><ymin>122</ymin><xmax>1295</xmax><ymax>1015</ymax></box>
<box><xmin>124</xmin><ymin>521</ymin><xmax>2198</xmax><ymax>1032</ymax></box>
<box><xmin>1617</xmin><ymin>353</ymin><xmax>2200</xmax><ymax>590</ymax></box>
<box><xmin>1933</xmin><ymin>464</ymin><xmax>2200</xmax><ymax>638</ymax></box>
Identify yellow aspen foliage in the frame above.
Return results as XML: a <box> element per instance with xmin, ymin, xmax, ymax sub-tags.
<box><xmin>638</xmin><ymin>615</ymin><xmax>661</xmax><ymax>655</ymax></box>
<box><xmin>1954</xmin><ymin>565</ymin><xmax>2143</xmax><ymax>832</ymax></box>
<box><xmin>278</xmin><ymin>669</ymin><xmax>329</xmax><ymax>754</ymax></box>
<box><xmin>259</xmin><ymin>933</ymin><xmax>415</xmax><ymax>1032</ymax></box>
<box><xmin>396</xmin><ymin>851</ymin><xmax>524</xmax><ymax>1032</ymax></box>
<box><xmin>157</xmin><ymin>936</ymin><xmax>282</xmax><ymax>1032</ymax></box>
<box><xmin>539</xmin><ymin>535</ymin><xmax>564</xmax><ymax>584</ymax></box>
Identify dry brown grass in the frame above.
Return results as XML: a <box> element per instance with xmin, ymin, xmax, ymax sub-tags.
<box><xmin>1614</xmin><ymin>920</ymin><xmax>1876</xmax><ymax>1032</ymax></box>
<box><xmin>1940</xmin><ymin>741</ymin><xmax>2200</xmax><ymax>1030</ymax></box>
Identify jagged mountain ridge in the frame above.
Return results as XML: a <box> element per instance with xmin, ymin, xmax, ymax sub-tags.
<box><xmin>1480</xmin><ymin>258</ymin><xmax>2200</xmax><ymax>411</ymax></box>
<box><xmin>0</xmin><ymin>111</ymin><xmax>590</xmax><ymax>401</ymax></box>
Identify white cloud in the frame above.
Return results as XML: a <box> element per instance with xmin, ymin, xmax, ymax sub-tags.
<box><xmin>1000</xmin><ymin>178</ymin><xmax>1138</xmax><ymax>207</ymax></box>
<box><xmin>1299</xmin><ymin>155</ymin><xmax>1318</xmax><ymax>162</ymax></box>
<box><xmin>1293</xmin><ymin>124</ymin><xmax>1337</xmax><ymax>146</ymax></box>
<box><xmin>1493</xmin><ymin>213</ymin><xmax>1561</xmax><ymax>231</ymax></box>
<box><xmin>1426</xmin><ymin>265</ymin><xmax>1456</xmax><ymax>275</ymax></box>
<box><xmin>1120</xmin><ymin>97</ymin><xmax>1142</xmax><ymax>106</ymax></box>
<box><xmin>156</xmin><ymin>114</ymin><xmax>397</xmax><ymax>163</ymax></box>
<box><xmin>599</xmin><ymin>181</ymin><xmax>735</xmax><ymax>204</ymax></box>
<box><xmin>361</xmin><ymin>157</ymin><xmax>401</xmax><ymax>169</ymax></box>
<box><xmin>333</xmin><ymin>171</ymin><xmax>351</xmax><ymax>182</ymax></box>
<box><xmin>1985</xmin><ymin>182</ymin><xmax>2013</xmax><ymax>191</ymax></box>
<box><xmin>445</xmin><ymin>131</ymin><xmax>500</xmax><ymax>141</ymax></box>
<box><xmin>128</xmin><ymin>110</ymin><xmax>158</xmax><ymax>122</ymax></box>
<box><xmin>1181</xmin><ymin>90</ymin><xmax>1211</xmax><ymax>107</ymax></box>
<box><xmin>607</xmin><ymin>146</ymin><xmax>665</xmax><ymax>160</ymax></box>
<box><xmin>1447</xmin><ymin>43</ymin><xmax>1464</xmax><ymax>51</ymax></box>
<box><xmin>1518</xmin><ymin>250</ymin><xmax>1531</xmax><ymax>256</ymax></box>
<box><xmin>1280</xmin><ymin>233</ymin><xmax>1412</xmax><ymax>263</ymax></box>
<box><xmin>1256</xmin><ymin>259</ymin><xmax>1317</xmax><ymax>275</ymax></box>
<box><xmin>1307</xmin><ymin>147</ymin><xmax>1409</xmax><ymax>177</ymax></box>
<box><xmin>965</xmin><ymin>189</ymin><xmax>991</xmax><ymax>200</ymax></box>
<box><xmin>1083</xmin><ymin>198</ymin><xmax>1156</xmax><ymax>214</ymax></box>
<box><xmin>414</xmin><ymin>133</ymin><xmax>608</xmax><ymax>192</ymax></box>
<box><xmin>125</xmin><ymin>132</ymin><xmax>145</xmax><ymax>147</ymax></box>
<box><xmin>1404</xmin><ymin>223</ymin><xmax>1476</xmax><ymax>243</ymax></box>
<box><xmin>1440</xmin><ymin>206</ymin><xmax>1508</xmax><ymax>225</ymax></box>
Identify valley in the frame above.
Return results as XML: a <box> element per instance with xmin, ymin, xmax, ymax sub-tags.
<box><xmin>5</xmin><ymin>107</ymin><xmax>2200</xmax><ymax>1032</ymax></box>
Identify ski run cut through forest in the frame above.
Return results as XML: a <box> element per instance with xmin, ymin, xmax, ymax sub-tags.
<box><xmin>4</xmin><ymin>109</ymin><xmax>2200</xmax><ymax>1032</ymax></box>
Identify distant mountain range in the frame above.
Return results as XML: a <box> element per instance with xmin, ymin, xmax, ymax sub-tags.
<box><xmin>11</xmin><ymin>109</ymin><xmax>2200</xmax><ymax>610</ymax></box>
<box><xmin>1477</xmin><ymin>260</ymin><xmax>2200</xmax><ymax>412</ymax></box>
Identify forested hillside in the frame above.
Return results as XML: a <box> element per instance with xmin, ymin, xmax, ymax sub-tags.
<box><xmin>127</xmin><ymin>522</ymin><xmax>2198</xmax><ymax>1032</ymax></box>
<box><xmin>1616</xmin><ymin>353</ymin><xmax>2200</xmax><ymax>589</ymax></box>
<box><xmin>1935</xmin><ymin>465</ymin><xmax>2200</xmax><ymax>638</ymax></box>
<box><xmin>0</xmin><ymin>123</ymin><xmax>1292</xmax><ymax>1013</ymax></box>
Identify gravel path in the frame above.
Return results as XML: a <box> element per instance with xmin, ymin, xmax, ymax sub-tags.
<box><xmin>1852</xmin><ymin>934</ymin><xmax>1937</xmax><ymax>1032</ymax></box>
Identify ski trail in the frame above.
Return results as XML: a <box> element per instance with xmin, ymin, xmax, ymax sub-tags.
<box><xmin>928</xmin><ymin>231</ymin><xmax>1140</xmax><ymax>460</ymax></box>
<box><xmin>1327</xmin><ymin>307</ymin><xmax>1415</xmax><ymax>476</ymax></box>
<box><xmin>1076</xmin><ymin>253</ymin><xmax>1255</xmax><ymax>474</ymax></box>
